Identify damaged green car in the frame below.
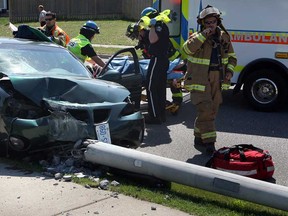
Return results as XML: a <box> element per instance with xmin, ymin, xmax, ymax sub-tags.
<box><xmin>0</xmin><ymin>38</ymin><xmax>144</xmax><ymax>156</ymax></box>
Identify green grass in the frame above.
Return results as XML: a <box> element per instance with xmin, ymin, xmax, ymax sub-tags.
<box><xmin>106</xmin><ymin>172</ymin><xmax>288</xmax><ymax>216</ymax></box>
<box><xmin>0</xmin><ymin>17</ymin><xmax>138</xmax><ymax>55</ymax></box>
<box><xmin>1</xmin><ymin>16</ymin><xmax>288</xmax><ymax>216</ymax></box>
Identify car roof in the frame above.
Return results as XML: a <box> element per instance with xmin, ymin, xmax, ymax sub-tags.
<box><xmin>0</xmin><ymin>37</ymin><xmax>63</xmax><ymax>49</ymax></box>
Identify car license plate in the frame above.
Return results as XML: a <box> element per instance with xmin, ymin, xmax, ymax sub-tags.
<box><xmin>95</xmin><ymin>123</ymin><xmax>111</xmax><ymax>144</ymax></box>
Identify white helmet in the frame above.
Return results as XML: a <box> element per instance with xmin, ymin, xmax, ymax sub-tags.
<box><xmin>198</xmin><ymin>5</ymin><xmax>221</xmax><ymax>20</ymax></box>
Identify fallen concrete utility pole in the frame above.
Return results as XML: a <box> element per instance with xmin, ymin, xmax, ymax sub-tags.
<box><xmin>84</xmin><ymin>141</ymin><xmax>288</xmax><ymax>212</ymax></box>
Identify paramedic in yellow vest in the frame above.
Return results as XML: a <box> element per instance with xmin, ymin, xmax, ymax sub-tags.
<box><xmin>182</xmin><ymin>5</ymin><xmax>237</xmax><ymax>154</ymax></box>
<box><xmin>67</xmin><ymin>21</ymin><xmax>106</xmax><ymax>76</ymax></box>
<box><xmin>40</xmin><ymin>11</ymin><xmax>70</xmax><ymax>47</ymax></box>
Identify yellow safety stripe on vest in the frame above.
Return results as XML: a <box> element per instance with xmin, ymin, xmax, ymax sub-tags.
<box><xmin>187</xmin><ymin>56</ymin><xmax>210</xmax><ymax>65</ymax></box>
<box><xmin>227</xmin><ymin>64</ymin><xmax>235</xmax><ymax>72</ymax></box>
<box><xmin>197</xmin><ymin>33</ymin><xmax>206</xmax><ymax>43</ymax></box>
<box><xmin>182</xmin><ymin>41</ymin><xmax>193</xmax><ymax>55</ymax></box>
<box><xmin>221</xmin><ymin>83</ymin><xmax>230</xmax><ymax>90</ymax></box>
<box><xmin>172</xmin><ymin>92</ymin><xmax>183</xmax><ymax>98</ymax></box>
<box><xmin>185</xmin><ymin>84</ymin><xmax>206</xmax><ymax>92</ymax></box>
<box><xmin>201</xmin><ymin>131</ymin><xmax>216</xmax><ymax>140</ymax></box>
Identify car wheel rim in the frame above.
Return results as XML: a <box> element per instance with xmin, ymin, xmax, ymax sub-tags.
<box><xmin>251</xmin><ymin>78</ymin><xmax>278</xmax><ymax>104</ymax></box>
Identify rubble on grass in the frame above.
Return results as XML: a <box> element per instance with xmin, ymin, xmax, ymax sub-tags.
<box><xmin>35</xmin><ymin>142</ymin><xmax>121</xmax><ymax>191</ymax></box>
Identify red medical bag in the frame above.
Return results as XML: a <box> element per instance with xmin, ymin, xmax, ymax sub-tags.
<box><xmin>206</xmin><ymin>144</ymin><xmax>275</xmax><ymax>180</ymax></box>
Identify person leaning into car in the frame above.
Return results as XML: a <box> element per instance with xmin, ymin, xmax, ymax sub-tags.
<box><xmin>39</xmin><ymin>11</ymin><xmax>70</xmax><ymax>47</ymax></box>
<box><xmin>67</xmin><ymin>21</ymin><xmax>106</xmax><ymax>77</ymax></box>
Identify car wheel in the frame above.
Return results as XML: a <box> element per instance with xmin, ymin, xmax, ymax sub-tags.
<box><xmin>243</xmin><ymin>69</ymin><xmax>287</xmax><ymax>111</ymax></box>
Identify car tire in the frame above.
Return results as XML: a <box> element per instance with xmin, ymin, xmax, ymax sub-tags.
<box><xmin>243</xmin><ymin>69</ymin><xmax>287</xmax><ymax>111</ymax></box>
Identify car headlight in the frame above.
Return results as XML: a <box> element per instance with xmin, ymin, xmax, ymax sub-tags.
<box><xmin>9</xmin><ymin>136</ymin><xmax>26</xmax><ymax>151</ymax></box>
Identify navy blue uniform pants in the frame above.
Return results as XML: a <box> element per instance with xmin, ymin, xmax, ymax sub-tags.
<box><xmin>146</xmin><ymin>56</ymin><xmax>169</xmax><ymax>120</ymax></box>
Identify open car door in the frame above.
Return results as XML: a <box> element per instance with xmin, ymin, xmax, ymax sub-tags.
<box><xmin>97</xmin><ymin>47</ymin><xmax>143</xmax><ymax>109</ymax></box>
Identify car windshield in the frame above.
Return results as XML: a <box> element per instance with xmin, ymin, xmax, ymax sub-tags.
<box><xmin>0</xmin><ymin>43</ymin><xmax>92</xmax><ymax>77</ymax></box>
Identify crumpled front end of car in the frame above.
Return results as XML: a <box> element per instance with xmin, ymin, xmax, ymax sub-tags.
<box><xmin>0</xmin><ymin>76</ymin><xmax>144</xmax><ymax>154</ymax></box>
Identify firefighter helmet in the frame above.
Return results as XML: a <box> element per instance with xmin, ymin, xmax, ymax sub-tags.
<box><xmin>125</xmin><ymin>23</ymin><xmax>139</xmax><ymax>40</ymax></box>
<box><xmin>140</xmin><ymin>7</ymin><xmax>157</xmax><ymax>18</ymax></box>
<box><xmin>82</xmin><ymin>20</ymin><xmax>100</xmax><ymax>34</ymax></box>
<box><xmin>197</xmin><ymin>5</ymin><xmax>221</xmax><ymax>25</ymax></box>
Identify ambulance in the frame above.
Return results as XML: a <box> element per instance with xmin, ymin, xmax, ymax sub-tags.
<box><xmin>152</xmin><ymin>0</ymin><xmax>288</xmax><ymax>111</ymax></box>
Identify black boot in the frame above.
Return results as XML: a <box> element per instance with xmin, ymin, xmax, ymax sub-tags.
<box><xmin>194</xmin><ymin>137</ymin><xmax>203</xmax><ymax>146</ymax></box>
<box><xmin>206</xmin><ymin>142</ymin><xmax>216</xmax><ymax>155</ymax></box>
<box><xmin>194</xmin><ymin>137</ymin><xmax>206</xmax><ymax>151</ymax></box>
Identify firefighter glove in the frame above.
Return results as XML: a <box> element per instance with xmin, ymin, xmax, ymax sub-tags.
<box><xmin>225</xmin><ymin>70</ymin><xmax>233</xmax><ymax>80</ymax></box>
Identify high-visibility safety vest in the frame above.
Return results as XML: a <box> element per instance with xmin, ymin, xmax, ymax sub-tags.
<box><xmin>182</xmin><ymin>28</ymin><xmax>237</xmax><ymax>92</ymax></box>
<box><xmin>67</xmin><ymin>34</ymin><xmax>91</xmax><ymax>62</ymax></box>
<box><xmin>43</xmin><ymin>24</ymin><xmax>70</xmax><ymax>47</ymax></box>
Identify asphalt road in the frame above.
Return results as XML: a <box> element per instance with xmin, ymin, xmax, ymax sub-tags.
<box><xmin>139</xmin><ymin>88</ymin><xmax>288</xmax><ymax>187</ymax></box>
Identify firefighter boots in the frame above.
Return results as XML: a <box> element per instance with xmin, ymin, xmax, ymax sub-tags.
<box><xmin>206</xmin><ymin>142</ymin><xmax>216</xmax><ymax>155</ymax></box>
<box><xmin>194</xmin><ymin>137</ymin><xmax>216</xmax><ymax>155</ymax></box>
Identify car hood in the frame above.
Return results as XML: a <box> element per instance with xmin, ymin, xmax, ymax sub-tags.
<box><xmin>7</xmin><ymin>74</ymin><xmax>130</xmax><ymax>105</ymax></box>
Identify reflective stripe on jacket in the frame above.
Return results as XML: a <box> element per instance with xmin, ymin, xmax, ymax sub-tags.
<box><xmin>182</xmin><ymin>27</ymin><xmax>237</xmax><ymax>92</ymax></box>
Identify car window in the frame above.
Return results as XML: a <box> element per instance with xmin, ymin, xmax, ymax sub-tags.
<box><xmin>0</xmin><ymin>43</ymin><xmax>92</xmax><ymax>77</ymax></box>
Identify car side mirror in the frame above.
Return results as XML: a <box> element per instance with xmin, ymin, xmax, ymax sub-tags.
<box><xmin>98</xmin><ymin>69</ymin><xmax>121</xmax><ymax>81</ymax></box>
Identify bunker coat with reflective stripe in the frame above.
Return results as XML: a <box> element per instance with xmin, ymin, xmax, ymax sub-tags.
<box><xmin>183</xmin><ymin>27</ymin><xmax>237</xmax><ymax>94</ymax></box>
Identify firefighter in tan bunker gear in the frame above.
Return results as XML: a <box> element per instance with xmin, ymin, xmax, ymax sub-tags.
<box><xmin>182</xmin><ymin>5</ymin><xmax>237</xmax><ymax>154</ymax></box>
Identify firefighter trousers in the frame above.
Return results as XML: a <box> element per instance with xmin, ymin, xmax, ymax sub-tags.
<box><xmin>191</xmin><ymin>70</ymin><xmax>223</xmax><ymax>143</ymax></box>
<box><xmin>146</xmin><ymin>56</ymin><xmax>169</xmax><ymax>120</ymax></box>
